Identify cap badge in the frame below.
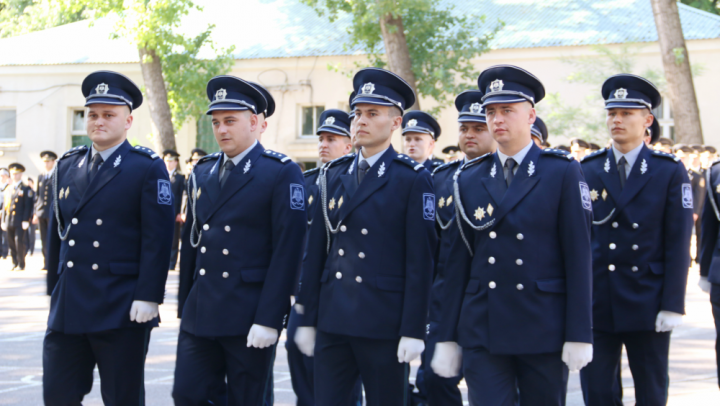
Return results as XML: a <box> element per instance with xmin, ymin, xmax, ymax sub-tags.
<box><xmin>96</xmin><ymin>83</ymin><xmax>109</xmax><ymax>95</ymax></box>
<box><xmin>470</xmin><ymin>103</ymin><xmax>482</xmax><ymax>114</ymax></box>
<box><xmin>215</xmin><ymin>88</ymin><xmax>227</xmax><ymax>101</ymax></box>
<box><xmin>490</xmin><ymin>79</ymin><xmax>504</xmax><ymax>93</ymax></box>
<box><xmin>407</xmin><ymin>119</ymin><xmax>418</xmax><ymax>128</ymax></box>
<box><xmin>361</xmin><ymin>82</ymin><xmax>375</xmax><ymax>95</ymax></box>
<box><xmin>325</xmin><ymin>116</ymin><xmax>336</xmax><ymax>126</ymax></box>
<box><xmin>614</xmin><ymin>88</ymin><xmax>628</xmax><ymax>99</ymax></box>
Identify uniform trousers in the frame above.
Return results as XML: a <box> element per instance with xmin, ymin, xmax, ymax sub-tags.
<box><xmin>172</xmin><ymin>330</ymin><xmax>275</xmax><ymax>406</ymax></box>
<box><xmin>710</xmin><ymin>285</ymin><xmax>720</xmax><ymax>388</ymax></box>
<box><xmin>169</xmin><ymin>222</ymin><xmax>181</xmax><ymax>270</ymax></box>
<box><xmin>314</xmin><ymin>330</ymin><xmax>407</xmax><ymax>406</ymax></box>
<box><xmin>422</xmin><ymin>321</ymin><xmax>463</xmax><ymax>405</ymax></box>
<box><xmin>39</xmin><ymin>217</ymin><xmax>50</xmax><ymax>269</ymax></box>
<box><xmin>43</xmin><ymin>327</ymin><xmax>152</xmax><ymax>406</ymax></box>
<box><xmin>580</xmin><ymin>330</ymin><xmax>671</xmax><ymax>406</ymax></box>
<box><xmin>463</xmin><ymin>346</ymin><xmax>566</xmax><ymax>406</ymax></box>
<box><xmin>7</xmin><ymin>225</ymin><xmax>26</xmax><ymax>269</ymax></box>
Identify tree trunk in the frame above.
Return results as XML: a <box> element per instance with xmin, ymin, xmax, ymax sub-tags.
<box><xmin>138</xmin><ymin>46</ymin><xmax>176</xmax><ymax>151</ymax></box>
<box><xmin>650</xmin><ymin>0</ymin><xmax>703</xmax><ymax>144</ymax></box>
<box><xmin>379</xmin><ymin>13</ymin><xmax>420</xmax><ymax>110</ymax></box>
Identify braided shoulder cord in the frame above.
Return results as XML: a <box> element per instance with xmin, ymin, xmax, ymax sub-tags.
<box><xmin>188</xmin><ymin>169</ymin><xmax>202</xmax><ymax>248</ymax></box>
<box><xmin>52</xmin><ymin>163</ymin><xmax>70</xmax><ymax>241</ymax></box>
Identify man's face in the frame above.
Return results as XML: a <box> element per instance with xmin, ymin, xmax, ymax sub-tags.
<box><xmin>353</xmin><ymin>104</ymin><xmax>402</xmax><ymax>151</ymax></box>
<box><xmin>318</xmin><ymin>132</ymin><xmax>352</xmax><ymax>163</ymax></box>
<box><xmin>44</xmin><ymin>160</ymin><xmax>55</xmax><ymax>171</ymax></box>
<box><xmin>459</xmin><ymin>121</ymin><xmax>495</xmax><ymax>159</ymax></box>
<box><xmin>27</xmin><ymin>179</ymin><xmax>34</xmax><ymax>188</ymax></box>
<box><xmin>403</xmin><ymin>132</ymin><xmax>435</xmax><ymax>162</ymax></box>
<box><xmin>211</xmin><ymin>110</ymin><xmax>258</xmax><ymax>157</ymax></box>
<box><xmin>701</xmin><ymin>151</ymin><xmax>712</xmax><ymax>168</ymax></box>
<box><xmin>164</xmin><ymin>158</ymin><xmax>178</xmax><ymax>172</ymax></box>
<box><xmin>606</xmin><ymin>108</ymin><xmax>653</xmax><ymax>145</ymax></box>
<box><xmin>251</xmin><ymin>114</ymin><xmax>268</xmax><ymax>141</ymax></box>
<box><xmin>86</xmin><ymin>104</ymin><xmax>133</xmax><ymax>149</ymax></box>
<box><xmin>11</xmin><ymin>172</ymin><xmax>21</xmax><ymax>182</ymax></box>
<box><xmin>485</xmin><ymin>102</ymin><xmax>535</xmax><ymax>146</ymax></box>
<box><xmin>676</xmin><ymin>151</ymin><xmax>692</xmax><ymax>169</ymax></box>
<box><xmin>0</xmin><ymin>174</ymin><xmax>8</xmax><ymax>184</ymax></box>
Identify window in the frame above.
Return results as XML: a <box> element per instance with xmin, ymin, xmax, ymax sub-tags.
<box><xmin>70</xmin><ymin>109</ymin><xmax>90</xmax><ymax>147</ymax></box>
<box><xmin>196</xmin><ymin>115</ymin><xmax>220</xmax><ymax>154</ymax></box>
<box><xmin>0</xmin><ymin>110</ymin><xmax>16</xmax><ymax>140</ymax></box>
<box><xmin>299</xmin><ymin>106</ymin><xmax>325</xmax><ymax>137</ymax></box>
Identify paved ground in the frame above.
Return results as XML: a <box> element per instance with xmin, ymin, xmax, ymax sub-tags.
<box><xmin>1</xmin><ymin>246</ymin><xmax>720</xmax><ymax>405</ymax></box>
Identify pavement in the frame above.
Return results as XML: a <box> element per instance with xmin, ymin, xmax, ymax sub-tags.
<box><xmin>1</xmin><ymin>247</ymin><xmax>720</xmax><ymax>405</ymax></box>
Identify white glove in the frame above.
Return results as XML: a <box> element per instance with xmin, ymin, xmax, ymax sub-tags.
<box><xmin>431</xmin><ymin>341</ymin><xmax>463</xmax><ymax>378</ymax></box>
<box><xmin>1</xmin><ymin>223</ymin><xmax>6</xmax><ymax>231</ymax></box>
<box><xmin>397</xmin><ymin>336</ymin><xmax>424</xmax><ymax>363</ymax></box>
<box><xmin>699</xmin><ymin>276</ymin><xmax>712</xmax><ymax>294</ymax></box>
<box><xmin>655</xmin><ymin>310</ymin><xmax>683</xmax><ymax>332</ymax></box>
<box><xmin>295</xmin><ymin>303</ymin><xmax>304</xmax><ymax>315</ymax></box>
<box><xmin>246</xmin><ymin>324</ymin><xmax>278</xmax><ymax>348</ymax></box>
<box><xmin>129</xmin><ymin>300</ymin><xmax>159</xmax><ymax>323</ymax></box>
<box><xmin>294</xmin><ymin>326</ymin><xmax>316</xmax><ymax>357</ymax></box>
<box><xmin>562</xmin><ymin>342</ymin><xmax>593</xmax><ymax>371</ymax></box>
<box><xmin>21</xmin><ymin>221</ymin><xmax>28</xmax><ymax>230</ymax></box>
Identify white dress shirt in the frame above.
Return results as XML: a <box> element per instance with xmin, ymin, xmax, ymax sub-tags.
<box><xmin>612</xmin><ymin>142</ymin><xmax>644</xmax><ymax>178</ymax></box>
<box><xmin>496</xmin><ymin>140</ymin><xmax>534</xmax><ymax>180</ymax></box>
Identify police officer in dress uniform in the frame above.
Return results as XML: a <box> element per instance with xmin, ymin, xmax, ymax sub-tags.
<box><xmin>578</xmin><ymin>74</ymin><xmax>693</xmax><ymax>406</ymax></box>
<box><xmin>172</xmin><ymin>75</ymin><xmax>306</xmax><ymax>405</ymax></box>
<box><xmin>3</xmin><ymin>163</ymin><xmax>33</xmax><ymax>270</ymax></box>
<box><xmin>432</xmin><ymin>65</ymin><xmax>594</xmax><ymax>406</ymax></box>
<box><xmin>423</xmin><ymin>90</ymin><xmax>496</xmax><ymax>406</ymax></box>
<box><xmin>163</xmin><ymin>150</ymin><xmax>185</xmax><ymax>271</ymax></box>
<box><xmin>294</xmin><ymin>68</ymin><xmax>436</xmax><ymax>406</ymax></box>
<box><xmin>530</xmin><ymin>116</ymin><xmax>547</xmax><ymax>147</ymax></box>
<box><xmin>402</xmin><ymin>110</ymin><xmax>444</xmax><ymax>172</ymax></box>
<box><xmin>248</xmin><ymin>81</ymin><xmax>276</xmax><ymax>142</ymax></box>
<box><xmin>42</xmin><ymin>71</ymin><xmax>175</xmax><ymax>405</ymax></box>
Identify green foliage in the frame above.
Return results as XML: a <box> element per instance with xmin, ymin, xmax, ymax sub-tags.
<box><xmin>680</xmin><ymin>0</ymin><xmax>720</xmax><ymax>15</ymax></box>
<box><xmin>0</xmin><ymin>0</ymin><xmax>85</xmax><ymax>37</ymax></box>
<box><xmin>302</xmin><ymin>0</ymin><xmax>500</xmax><ymax>115</ymax></box>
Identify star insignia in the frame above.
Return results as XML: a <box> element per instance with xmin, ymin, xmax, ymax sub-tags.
<box><xmin>59</xmin><ymin>187</ymin><xmax>65</xmax><ymax>200</ymax></box>
<box><xmin>590</xmin><ymin>189</ymin><xmax>598</xmax><ymax>202</ymax></box>
<box><xmin>602</xmin><ymin>189</ymin><xmax>608</xmax><ymax>201</ymax></box>
<box><xmin>447</xmin><ymin>195</ymin><xmax>453</xmax><ymax>206</ymax></box>
<box><xmin>64</xmin><ymin>187</ymin><xmax>70</xmax><ymax>199</ymax></box>
<box><xmin>474</xmin><ymin>207</ymin><xmax>486</xmax><ymax>220</ymax></box>
<box><xmin>338</xmin><ymin>196</ymin><xmax>344</xmax><ymax>208</ymax></box>
<box><xmin>329</xmin><ymin>197</ymin><xmax>336</xmax><ymax>210</ymax></box>
<box><xmin>487</xmin><ymin>203</ymin><xmax>494</xmax><ymax>216</ymax></box>
<box><xmin>438</xmin><ymin>197</ymin><xmax>445</xmax><ymax>208</ymax></box>
<box><xmin>308</xmin><ymin>195</ymin><xmax>314</xmax><ymax>205</ymax></box>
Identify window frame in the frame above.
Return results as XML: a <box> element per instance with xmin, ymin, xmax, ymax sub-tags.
<box><xmin>0</xmin><ymin>108</ymin><xmax>17</xmax><ymax>141</ymax></box>
<box><xmin>298</xmin><ymin>105</ymin><xmax>326</xmax><ymax>138</ymax></box>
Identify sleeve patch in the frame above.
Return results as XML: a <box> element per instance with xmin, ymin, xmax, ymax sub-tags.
<box><xmin>158</xmin><ymin>179</ymin><xmax>172</xmax><ymax>205</ymax></box>
<box><xmin>682</xmin><ymin>183</ymin><xmax>693</xmax><ymax>209</ymax></box>
<box><xmin>290</xmin><ymin>183</ymin><xmax>305</xmax><ymax>210</ymax></box>
<box><xmin>423</xmin><ymin>193</ymin><xmax>436</xmax><ymax>220</ymax></box>
<box><xmin>579</xmin><ymin>182</ymin><xmax>592</xmax><ymax>211</ymax></box>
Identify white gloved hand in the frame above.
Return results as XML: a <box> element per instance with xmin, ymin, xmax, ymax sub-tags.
<box><xmin>295</xmin><ymin>303</ymin><xmax>304</xmax><ymax>315</ymax></box>
<box><xmin>397</xmin><ymin>336</ymin><xmax>425</xmax><ymax>363</ymax></box>
<box><xmin>21</xmin><ymin>221</ymin><xmax>28</xmax><ymax>230</ymax></box>
<box><xmin>562</xmin><ymin>342</ymin><xmax>593</xmax><ymax>371</ymax></box>
<box><xmin>246</xmin><ymin>324</ymin><xmax>278</xmax><ymax>348</ymax></box>
<box><xmin>655</xmin><ymin>310</ymin><xmax>683</xmax><ymax>332</ymax></box>
<box><xmin>431</xmin><ymin>341</ymin><xmax>463</xmax><ymax>378</ymax></box>
<box><xmin>129</xmin><ymin>300</ymin><xmax>159</xmax><ymax>323</ymax></box>
<box><xmin>699</xmin><ymin>276</ymin><xmax>712</xmax><ymax>294</ymax></box>
<box><xmin>294</xmin><ymin>326</ymin><xmax>316</xmax><ymax>357</ymax></box>
<box><xmin>1</xmin><ymin>222</ymin><xmax>7</xmax><ymax>231</ymax></box>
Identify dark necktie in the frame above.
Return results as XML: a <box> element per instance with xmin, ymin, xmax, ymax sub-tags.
<box><xmin>618</xmin><ymin>156</ymin><xmax>627</xmax><ymax>189</ymax></box>
<box><xmin>505</xmin><ymin>158</ymin><xmax>516</xmax><ymax>187</ymax></box>
<box><xmin>89</xmin><ymin>154</ymin><xmax>103</xmax><ymax>182</ymax></box>
<box><xmin>358</xmin><ymin>159</ymin><xmax>370</xmax><ymax>184</ymax></box>
<box><xmin>220</xmin><ymin>160</ymin><xmax>235</xmax><ymax>188</ymax></box>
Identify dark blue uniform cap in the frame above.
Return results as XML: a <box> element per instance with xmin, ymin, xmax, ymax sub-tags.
<box><xmin>602</xmin><ymin>74</ymin><xmax>661</xmax><ymax>110</ymax></box>
<box><xmin>206</xmin><ymin>75</ymin><xmax>268</xmax><ymax>115</ymax></box>
<box><xmin>648</xmin><ymin>118</ymin><xmax>660</xmax><ymax>144</ymax></box>
<box><xmin>317</xmin><ymin>109</ymin><xmax>351</xmax><ymax>137</ymax></box>
<box><xmin>82</xmin><ymin>71</ymin><xmax>143</xmax><ymax>111</ymax></box>
<box><xmin>478</xmin><ymin>65</ymin><xmax>545</xmax><ymax>107</ymax></box>
<box><xmin>455</xmin><ymin>90</ymin><xmax>487</xmax><ymax>124</ymax></box>
<box><xmin>531</xmin><ymin>117</ymin><xmax>548</xmax><ymax>143</ymax></box>
<box><xmin>352</xmin><ymin>68</ymin><xmax>416</xmax><ymax>114</ymax></box>
<box><xmin>348</xmin><ymin>91</ymin><xmax>357</xmax><ymax>120</ymax></box>
<box><xmin>247</xmin><ymin>81</ymin><xmax>275</xmax><ymax>117</ymax></box>
<box><xmin>402</xmin><ymin>110</ymin><xmax>441</xmax><ymax>140</ymax></box>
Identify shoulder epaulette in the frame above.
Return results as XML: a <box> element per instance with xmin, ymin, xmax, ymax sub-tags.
<box><xmin>303</xmin><ymin>167</ymin><xmax>320</xmax><ymax>177</ymax></box>
<box><xmin>197</xmin><ymin>152</ymin><xmax>221</xmax><ymax>165</ymax></box>
<box><xmin>263</xmin><ymin>149</ymin><xmax>292</xmax><ymax>163</ymax></box>
<box><xmin>461</xmin><ymin>152</ymin><xmax>492</xmax><ymax>170</ymax></box>
<box><xmin>130</xmin><ymin>145</ymin><xmax>160</xmax><ymax>159</ymax></box>
<box><xmin>543</xmin><ymin>148</ymin><xmax>575</xmax><ymax>161</ymax></box>
<box><xmin>580</xmin><ymin>148</ymin><xmax>607</xmax><ymax>163</ymax></box>
<box><xmin>326</xmin><ymin>153</ymin><xmax>355</xmax><ymax>168</ymax></box>
<box><xmin>394</xmin><ymin>154</ymin><xmax>424</xmax><ymax>171</ymax></box>
<box><xmin>432</xmin><ymin>159</ymin><xmax>461</xmax><ymax>176</ymax></box>
<box><xmin>60</xmin><ymin>145</ymin><xmax>88</xmax><ymax>160</ymax></box>
<box><xmin>652</xmin><ymin>149</ymin><xmax>681</xmax><ymax>162</ymax></box>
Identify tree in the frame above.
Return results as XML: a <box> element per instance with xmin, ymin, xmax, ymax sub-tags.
<box><xmin>680</xmin><ymin>0</ymin><xmax>720</xmax><ymax>14</ymax></box>
<box><xmin>303</xmin><ymin>0</ymin><xmax>499</xmax><ymax>113</ymax></box>
<box><xmin>651</xmin><ymin>0</ymin><xmax>703</xmax><ymax>144</ymax></box>
<box><xmin>0</xmin><ymin>0</ymin><xmax>234</xmax><ymax>152</ymax></box>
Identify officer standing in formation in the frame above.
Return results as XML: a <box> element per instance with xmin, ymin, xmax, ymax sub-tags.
<box><xmin>3</xmin><ymin>163</ymin><xmax>33</xmax><ymax>271</ymax></box>
<box><xmin>422</xmin><ymin>89</ymin><xmax>497</xmax><ymax>406</ymax></box>
<box><xmin>432</xmin><ymin>65</ymin><xmax>594</xmax><ymax>405</ymax></box>
<box><xmin>0</xmin><ymin>167</ymin><xmax>9</xmax><ymax>260</ymax></box>
<box><xmin>402</xmin><ymin>110</ymin><xmax>444</xmax><ymax>172</ymax></box>
<box><xmin>42</xmin><ymin>70</ymin><xmax>175</xmax><ymax>405</ymax></box>
<box><xmin>172</xmin><ymin>75</ymin><xmax>306</xmax><ymax>405</ymax></box>
<box><xmin>295</xmin><ymin>68</ymin><xmax>436</xmax><ymax>405</ymax></box>
<box><xmin>579</xmin><ymin>74</ymin><xmax>693</xmax><ymax>405</ymax></box>
<box><xmin>163</xmin><ymin>150</ymin><xmax>185</xmax><ymax>271</ymax></box>
<box><xmin>248</xmin><ymin>81</ymin><xmax>276</xmax><ymax>142</ymax></box>
<box><xmin>530</xmin><ymin>116</ymin><xmax>548</xmax><ymax>147</ymax></box>
<box><xmin>35</xmin><ymin>150</ymin><xmax>57</xmax><ymax>279</ymax></box>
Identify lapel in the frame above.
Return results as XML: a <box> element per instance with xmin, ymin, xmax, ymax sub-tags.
<box><xmin>71</xmin><ymin>149</ymin><xmax>91</xmax><ymax>198</ymax></box>
<box><xmin>339</xmin><ymin>156</ymin><xmax>360</xmax><ymax>200</ymax></box>
<box><xmin>338</xmin><ymin>146</ymin><xmax>394</xmax><ymax>221</ymax></box>
<box><xmin>490</xmin><ymin>144</ymin><xmax>542</xmax><ymax>226</ymax></box>
<box><xmin>598</xmin><ymin>149</ymin><xmax>623</xmax><ymax>205</ymax></box>
<box><xmin>480</xmin><ymin>153</ymin><xmax>507</xmax><ymax>208</ymax></box>
<box><xmin>202</xmin><ymin>143</ymin><xmax>263</xmax><ymax>222</ymax></box>
<box><xmin>74</xmin><ymin>142</ymin><xmax>131</xmax><ymax>215</ymax></box>
<box><xmin>614</xmin><ymin>144</ymin><xmax>653</xmax><ymax>213</ymax></box>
